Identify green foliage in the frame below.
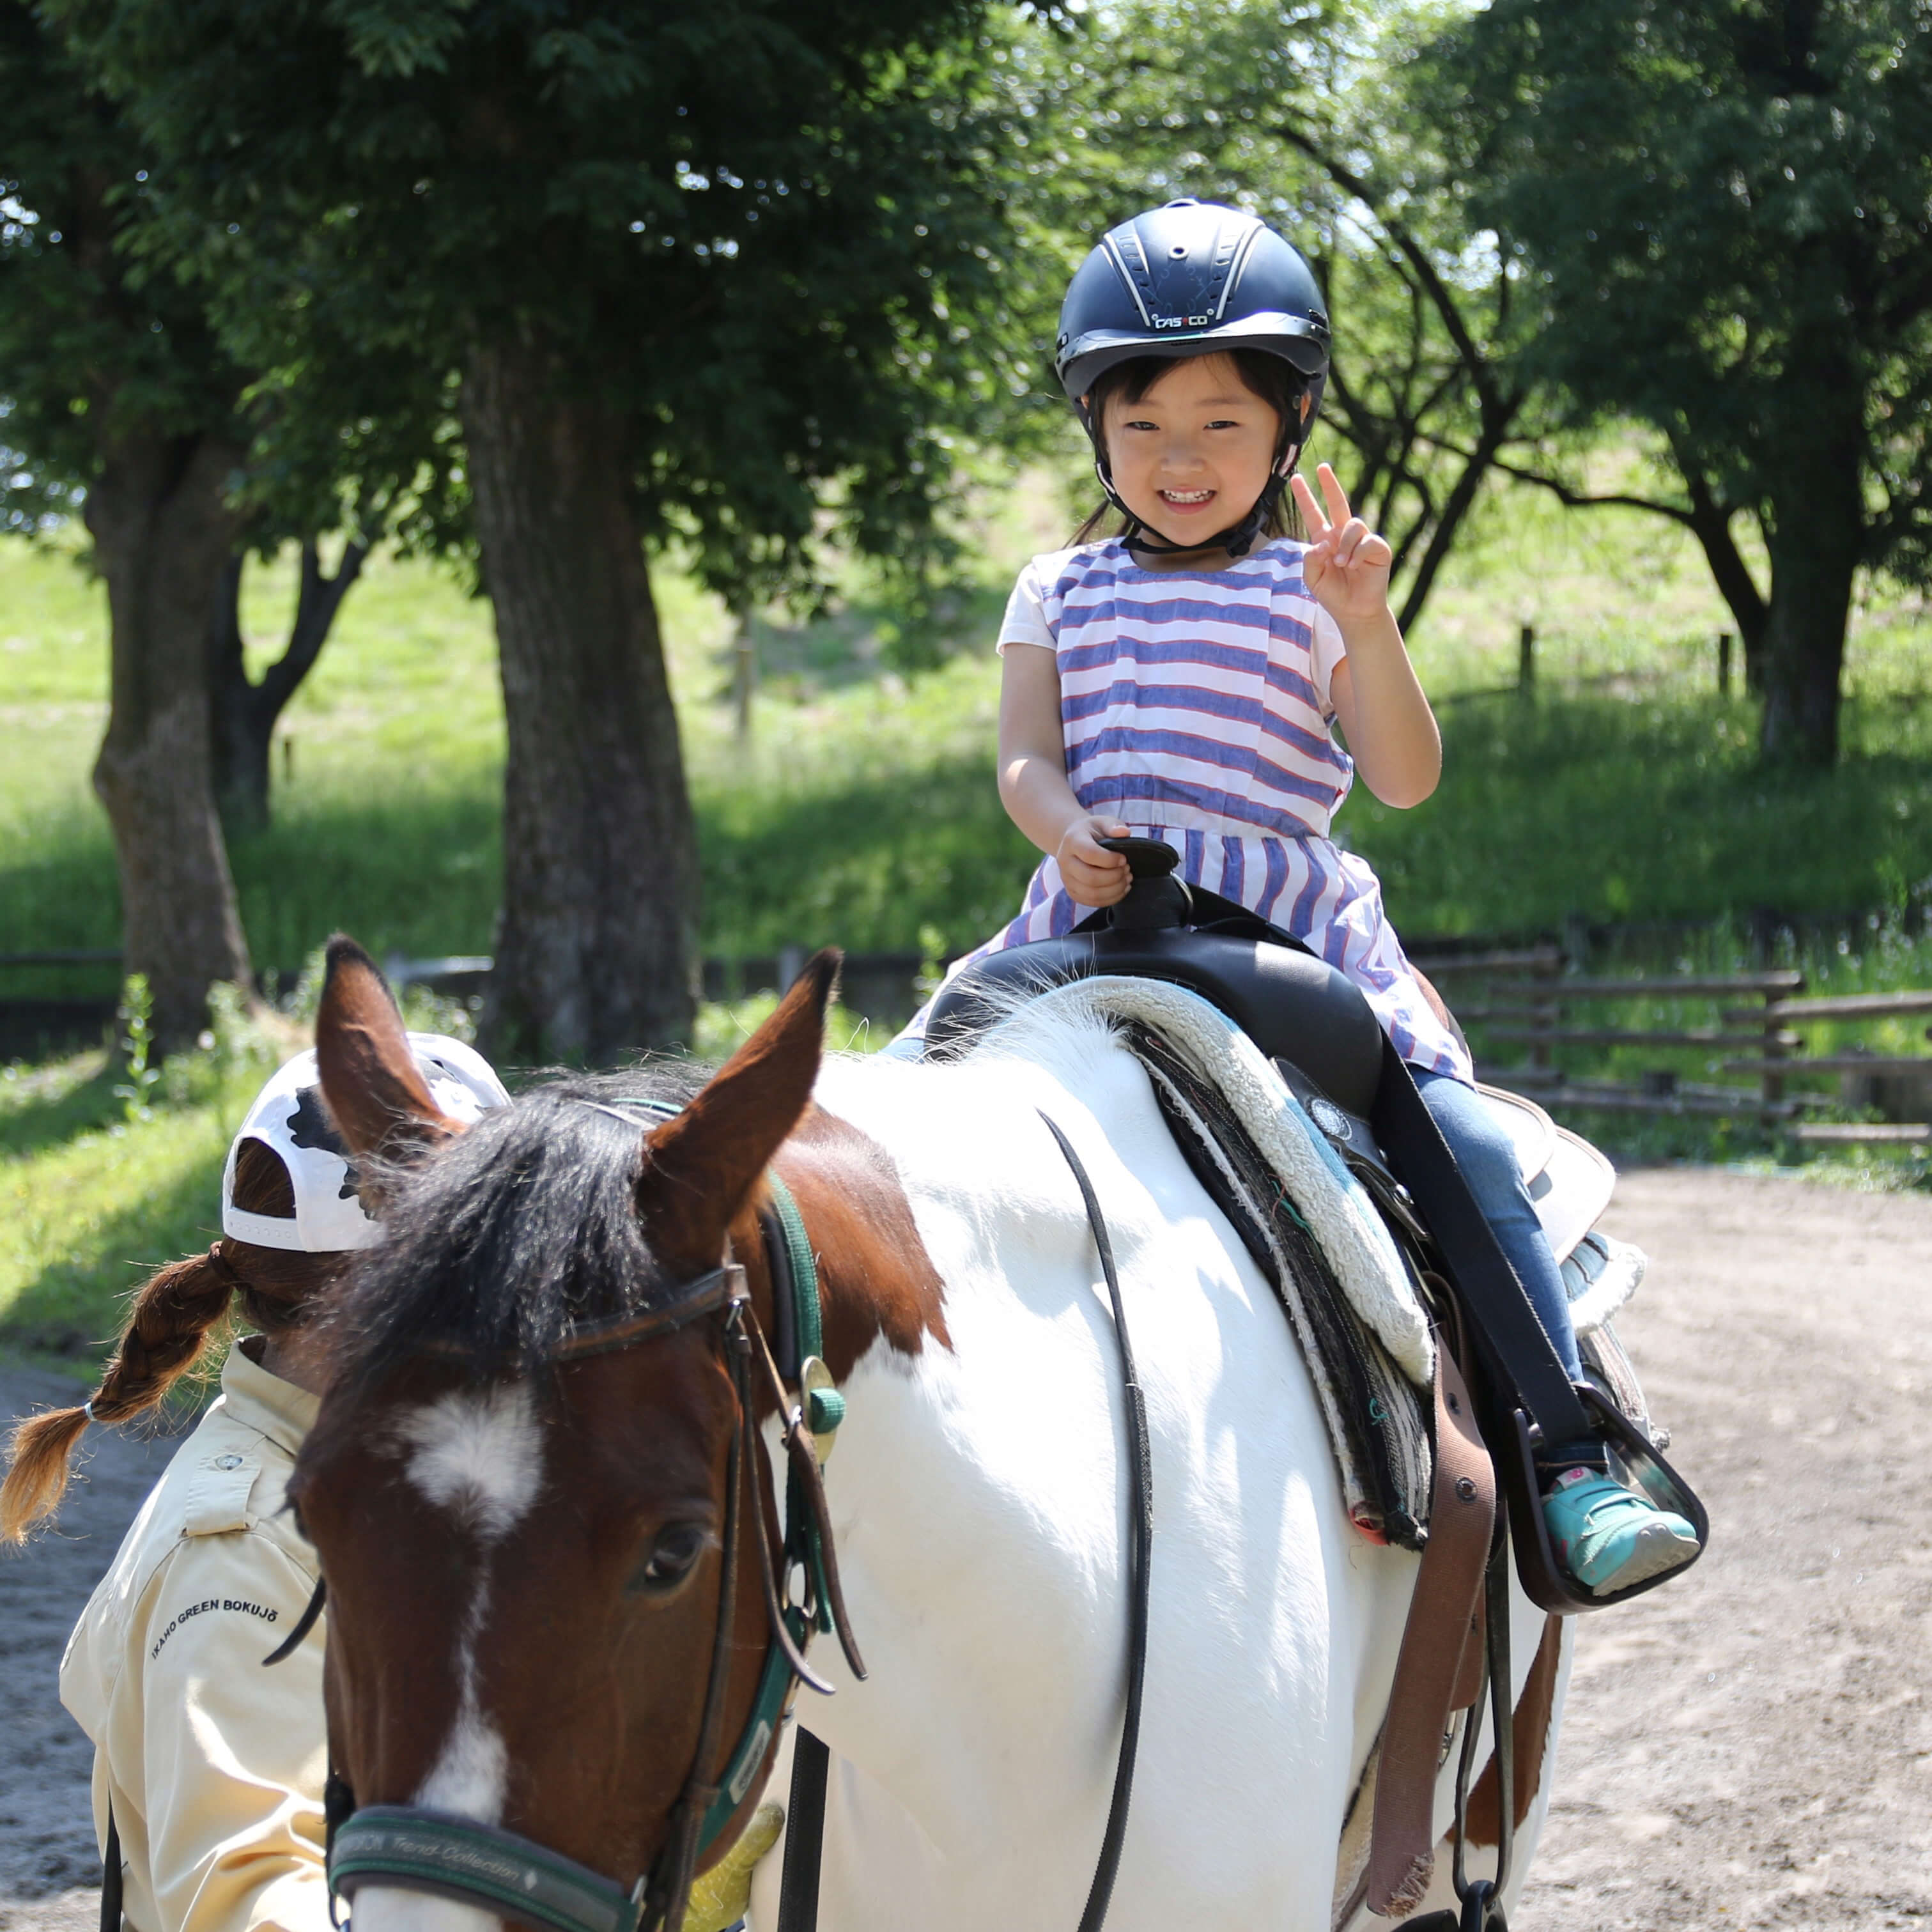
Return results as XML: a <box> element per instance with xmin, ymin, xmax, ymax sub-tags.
<box><xmin>52</xmin><ymin>0</ymin><xmax>1056</xmax><ymax>610</ymax></box>
<box><xmin>990</xmin><ymin>0</ymin><xmax>1556</xmax><ymax>625</ymax></box>
<box><xmin>111</xmin><ymin>973</ymin><xmax>160</xmax><ymax>1123</ymax></box>
<box><xmin>1443</xmin><ymin>0</ymin><xmax>1932</xmax><ymax>537</ymax></box>
<box><xmin>0</xmin><ymin>3</ymin><xmax>240</xmax><ymax>530</ymax></box>
<box><xmin>1437</xmin><ymin>0</ymin><xmax>1932</xmax><ymax>759</ymax></box>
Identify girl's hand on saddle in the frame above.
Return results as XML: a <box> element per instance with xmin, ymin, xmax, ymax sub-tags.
<box><xmin>1058</xmin><ymin>816</ymin><xmax>1133</xmax><ymax>906</ymax></box>
<box><xmin>1292</xmin><ymin>464</ymin><xmax>1393</xmax><ymax>628</ymax></box>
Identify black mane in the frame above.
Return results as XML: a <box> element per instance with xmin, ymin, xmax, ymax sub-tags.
<box><xmin>323</xmin><ymin>1065</ymin><xmax>709</xmax><ymax>1414</ymax></box>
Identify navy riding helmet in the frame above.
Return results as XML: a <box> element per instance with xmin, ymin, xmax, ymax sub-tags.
<box><xmin>1056</xmin><ymin>199</ymin><xmax>1331</xmax><ymax>557</ymax></box>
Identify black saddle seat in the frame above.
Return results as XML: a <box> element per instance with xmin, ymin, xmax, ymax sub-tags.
<box><xmin>922</xmin><ymin>837</ymin><xmax>1386</xmax><ymax>1120</ymax></box>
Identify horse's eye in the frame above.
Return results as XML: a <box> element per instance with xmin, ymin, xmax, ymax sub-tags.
<box><xmin>631</xmin><ymin>1522</ymin><xmax>709</xmax><ymax>1595</ymax></box>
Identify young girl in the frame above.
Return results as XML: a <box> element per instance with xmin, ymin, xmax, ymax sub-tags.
<box><xmin>906</xmin><ymin>198</ymin><xmax>1696</xmax><ymax>1598</ymax></box>
<box><xmin>1</xmin><ymin>1033</ymin><xmax>508</xmax><ymax>1932</ymax></box>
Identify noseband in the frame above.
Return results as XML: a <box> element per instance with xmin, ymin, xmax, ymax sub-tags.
<box><xmin>304</xmin><ymin>1149</ymin><xmax>863</xmax><ymax>1932</ymax></box>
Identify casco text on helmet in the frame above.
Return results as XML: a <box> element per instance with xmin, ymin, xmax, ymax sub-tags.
<box><xmin>1055</xmin><ymin>199</ymin><xmax>1331</xmax><ymax>412</ymax></box>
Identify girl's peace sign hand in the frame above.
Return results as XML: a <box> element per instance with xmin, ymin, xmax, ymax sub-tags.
<box><xmin>1291</xmin><ymin>463</ymin><xmax>1393</xmax><ymax>625</ymax></box>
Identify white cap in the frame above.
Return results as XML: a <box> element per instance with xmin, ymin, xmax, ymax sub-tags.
<box><xmin>220</xmin><ymin>1035</ymin><xmax>509</xmax><ymax>1253</ymax></box>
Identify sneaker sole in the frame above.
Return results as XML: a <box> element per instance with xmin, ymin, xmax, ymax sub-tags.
<box><xmin>1584</xmin><ymin>1519</ymin><xmax>1699</xmax><ymax>1596</ymax></box>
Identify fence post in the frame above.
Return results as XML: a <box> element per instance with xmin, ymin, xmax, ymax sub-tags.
<box><xmin>1529</xmin><ymin>947</ymin><xmax>1560</xmax><ymax>1079</ymax></box>
<box><xmin>1758</xmin><ymin>981</ymin><xmax>1795</xmax><ymax>1121</ymax></box>
<box><xmin>1717</xmin><ymin>631</ymin><xmax>1733</xmax><ymax>699</ymax></box>
<box><xmin>778</xmin><ymin>944</ymin><xmax>805</xmax><ymax>993</ymax></box>
<box><xmin>1517</xmin><ymin>623</ymin><xmax>1535</xmax><ymax>696</ymax></box>
<box><xmin>1562</xmin><ymin>911</ymin><xmax>1591</xmax><ymax>975</ymax></box>
<box><xmin>734</xmin><ymin>608</ymin><xmax>757</xmax><ymax>744</ymax></box>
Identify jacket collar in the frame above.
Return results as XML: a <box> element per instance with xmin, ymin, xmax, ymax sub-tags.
<box><xmin>221</xmin><ymin>1336</ymin><xmax>320</xmax><ymax>1457</ymax></box>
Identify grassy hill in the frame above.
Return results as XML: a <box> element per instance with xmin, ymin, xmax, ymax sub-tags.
<box><xmin>5</xmin><ymin>470</ymin><xmax>1929</xmax><ymax>992</ymax></box>
<box><xmin>3</xmin><ymin>467</ymin><xmax>1931</xmax><ymax>1357</ymax></box>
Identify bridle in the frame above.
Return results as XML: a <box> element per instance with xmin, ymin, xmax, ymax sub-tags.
<box><xmin>274</xmin><ymin>1104</ymin><xmax>1159</xmax><ymax>1932</ymax></box>
<box><xmin>289</xmin><ymin>1147</ymin><xmax>864</xmax><ymax>1932</ymax></box>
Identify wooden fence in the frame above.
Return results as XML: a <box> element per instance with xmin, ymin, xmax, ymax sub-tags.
<box><xmin>1415</xmin><ymin>947</ymin><xmax>1932</xmax><ymax>1144</ymax></box>
<box><xmin>8</xmin><ymin>941</ymin><xmax>1930</xmax><ymax>1145</ymax></box>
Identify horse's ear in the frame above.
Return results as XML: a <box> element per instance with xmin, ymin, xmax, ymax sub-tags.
<box><xmin>314</xmin><ymin>934</ymin><xmax>458</xmax><ymax>1161</ymax></box>
<box><xmin>637</xmin><ymin>948</ymin><xmax>840</xmax><ymax>1269</ymax></box>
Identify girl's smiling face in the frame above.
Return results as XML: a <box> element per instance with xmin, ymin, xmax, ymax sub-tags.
<box><xmin>1094</xmin><ymin>352</ymin><xmax>1284</xmax><ymax>554</ymax></box>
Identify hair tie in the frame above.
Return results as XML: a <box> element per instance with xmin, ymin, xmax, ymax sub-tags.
<box><xmin>81</xmin><ymin>1399</ymin><xmax>95</xmax><ymax>1422</ymax></box>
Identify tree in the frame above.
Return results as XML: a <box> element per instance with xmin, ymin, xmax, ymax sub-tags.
<box><xmin>206</xmin><ymin>539</ymin><xmax>367</xmax><ymax>833</ymax></box>
<box><xmin>0</xmin><ymin>1</ymin><xmax>252</xmax><ymax>1049</ymax></box>
<box><xmin>65</xmin><ymin>0</ymin><xmax>1039</xmax><ymax>1063</ymax></box>
<box><xmin>990</xmin><ymin>0</ymin><xmax>1561</xmax><ymax>634</ymax></box>
<box><xmin>205</xmin><ymin>348</ymin><xmax>467</xmax><ymax>832</ymax></box>
<box><xmin>1442</xmin><ymin>0</ymin><xmax>1932</xmax><ymax>765</ymax></box>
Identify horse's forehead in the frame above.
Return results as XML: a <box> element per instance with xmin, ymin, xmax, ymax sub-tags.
<box><xmin>391</xmin><ymin>1382</ymin><xmax>545</xmax><ymax>1542</ymax></box>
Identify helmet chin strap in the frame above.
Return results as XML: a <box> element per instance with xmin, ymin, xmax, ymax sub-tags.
<box><xmin>1109</xmin><ymin>466</ymin><xmax>1294</xmax><ymax>561</ymax></box>
<box><xmin>1085</xmin><ymin>410</ymin><xmax>1306</xmax><ymax>562</ymax></box>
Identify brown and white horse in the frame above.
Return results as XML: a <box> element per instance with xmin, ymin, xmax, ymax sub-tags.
<box><xmin>295</xmin><ymin>938</ymin><xmax>1565</xmax><ymax>1932</ymax></box>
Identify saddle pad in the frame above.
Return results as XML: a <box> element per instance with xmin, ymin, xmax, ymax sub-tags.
<box><xmin>1477</xmin><ymin>1083</ymin><xmax>1617</xmax><ymax>1264</ymax></box>
<box><xmin>966</xmin><ymin>975</ymin><xmax>1435</xmax><ymax>1547</ymax></box>
<box><xmin>1131</xmin><ymin>1025</ymin><xmax>1435</xmax><ymax>1550</ymax></box>
<box><xmin>980</xmin><ymin>975</ymin><xmax>1437</xmax><ymax>1382</ymax></box>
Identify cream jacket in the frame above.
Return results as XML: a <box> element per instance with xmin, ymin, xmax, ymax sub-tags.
<box><xmin>61</xmin><ymin>1341</ymin><xmax>328</xmax><ymax>1932</ymax></box>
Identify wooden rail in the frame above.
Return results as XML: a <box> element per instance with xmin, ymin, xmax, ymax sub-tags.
<box><xmin>1460</xmin><ymin>960</ymin><xmax>1931</xmax><ymax>1142</ymax></box>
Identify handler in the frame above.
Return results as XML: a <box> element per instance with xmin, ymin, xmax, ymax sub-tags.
<box><xmin>1</xmin><ymin>1035</ymin><xmax>508</xmax><ymax>1932</ymax></box>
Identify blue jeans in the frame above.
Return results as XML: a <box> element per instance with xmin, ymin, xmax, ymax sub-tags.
<box><xmin>1412</xmin><ymin>1070</ymin><xmax>1583</xmax><ymax>1381</ymax></box>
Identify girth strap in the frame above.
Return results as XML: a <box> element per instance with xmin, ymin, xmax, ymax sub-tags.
<box><xmin>1041</xmin><ymin>1112</ymin><xmax>1153</xmax><ymax>1932</ymax></box>
<box><xmin>776</xmin><ymin>1729</ymin><xmax>831</xmax><ymax>1932</ymax></box>
<box><xmin>1366</xmin><ymin>1341</ymin><xmax>1495</xmax><ymax>1916</ymax></box>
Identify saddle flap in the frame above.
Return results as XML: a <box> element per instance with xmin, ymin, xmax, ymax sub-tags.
<box><xmin>1474</xmin><ymin>1085</ymin><xmax>1614</xmax><ymax>1266</ymax></box>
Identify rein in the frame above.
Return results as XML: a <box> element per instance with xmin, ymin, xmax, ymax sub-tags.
<box><xmin>308</xmin><ymin>1107</ymin><xmax>863</xmax><ymax>1932</ymax></box>
<box><xmin>775</xmin><ymin>1113</ymin><xmax>1152</xmax><ymax>1932</ymax></box>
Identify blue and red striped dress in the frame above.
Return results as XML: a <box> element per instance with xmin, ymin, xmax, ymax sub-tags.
<box><xmin>902</xmin><ymin>535</ymin><xmax>1472</xmax><ymax>1081</ymax></box>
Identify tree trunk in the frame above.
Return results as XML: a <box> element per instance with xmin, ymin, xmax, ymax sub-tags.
<box><xmin>86</xmin><ymin>430</ymin><xmax>254</xmax><ymax>1050</ymax></box>
<box><xmin>209</xmin><ymin>539</ymin><xmax>367</xmax><ymax>832</ymax></box>
<box><xmin>1759</xmin><ymin>415</ymin><xmax>1862</xmax><ymax>767</ymax></box>
<box><xmin>1396</xmin><ymin>394</ymin><xmax>1522</xmax><ymax>634</ymax></box>
<box><xmin>1677</xmin><ymin>460</ymin><xmax>1769</xmax><ymax>695</ymax></box>
<box><xmin>461</xmin><ymin>336</ymin><xmax>699</xmax><ymax>1063</ymax></box>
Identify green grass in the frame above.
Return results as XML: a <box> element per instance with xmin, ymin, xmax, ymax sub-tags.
<box><xmin>3</xmin><ymin>457</ymin><xmax>1931</xmax><ymax>1354</ymax></box>
<box><xmin>4</xmin><ymin>460</ymin><xmax>1930</xmax><ymax>971</ymax></box>
<box><xmin>0</xmin><ymin>1039</ymin><xmax>278</xmax><ymax>1359</ymax></box>
<box><xmin>0</xmin><ymin>988</ymin><xmax>883</xmax><ymax>1361</ymax></box>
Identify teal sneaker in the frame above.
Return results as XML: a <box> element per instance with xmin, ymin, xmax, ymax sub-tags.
<box><xmin>1543</xmin><ymin>1466</ymin><xmax>1699</xmax><ymax>1596</ymax></box>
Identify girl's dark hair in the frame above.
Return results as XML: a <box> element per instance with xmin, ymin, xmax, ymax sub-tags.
<box><xmin>1</xmin><ymin>1140</ymin><xmax>342</xmax><ymax>1542</ymax></box>
<box><xmin>1071</xmin><ymin>347</ymin><xmax>1311</xmax><ymax>548</ymax></box>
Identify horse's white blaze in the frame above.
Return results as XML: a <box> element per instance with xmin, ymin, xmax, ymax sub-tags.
<box><xmin>396</xmin><ymin>1384</ymin><xmax>543</xmax><ymax>1541</ymax></box>
<box><xmin>413</xmin><ymin>1550</ymin><xmax>509</xmax><ymax>1821</ymax></box>
<box><xmin>346</xmin><ymin>1888</ymin><xmax>501</xmax><ymax>1932</ymax></box>
<box><xmin>414</xmin><ymin>1690</ymin><xmax>508</xmax><ymax>1818</ymax></box>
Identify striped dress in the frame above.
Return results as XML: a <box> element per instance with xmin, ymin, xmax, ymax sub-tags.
<box><xmin>903</xmin><ymin>536</ymin><xmax>1472</xmax><ymax>1081</ymax></box>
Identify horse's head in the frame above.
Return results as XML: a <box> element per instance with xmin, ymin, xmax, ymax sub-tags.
<box><xmin>291</xmin><ymin>937</ymin><xmax>839</xmax><ymax>1932</ymax></box>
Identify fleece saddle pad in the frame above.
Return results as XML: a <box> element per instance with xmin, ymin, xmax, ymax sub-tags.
<box><xmin>978</xmin><ymin>977</ymin><xmax>1664</xmax><ymax>1548</ymax></box>
<box><xmin>1129</xmin><ymin>1022</ymin><xmax>1436</xmax><ymax>1550</ymax></box>
<box><xmin>987</xmin><ymin>974</ymin><xmax>1438</xmax><ymax>1549</ymax></box>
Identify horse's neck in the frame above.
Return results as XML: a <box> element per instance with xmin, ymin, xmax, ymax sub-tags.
<box><xmin>778</xmin><ymin>1049</ymin><xmax>1414</xmax><ymax>1903</ymax></box>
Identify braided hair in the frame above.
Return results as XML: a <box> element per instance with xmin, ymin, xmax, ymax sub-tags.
<box><xmin>1</xmin><ymin>1141</ymin><xmax>341</xmax><ymax>1543</ymax></box>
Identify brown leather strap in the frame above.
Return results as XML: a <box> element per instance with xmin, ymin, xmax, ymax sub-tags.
<box><xmin>1365</xmin><ymin>1343</ymin><xmax>1495</xmax><ymax>1917</ymax></box>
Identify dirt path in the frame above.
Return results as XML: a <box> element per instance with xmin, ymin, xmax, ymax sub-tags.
<box><xmin>0</xmin><ymin>1369</ymin><xmax>182</xmax><ymax>1932</ymax></box>
<box><xmin>1</xmin><ymin>1169</ymin><xmax>1929</xmax><ymax>1931</ymax></box>
<box><xmin>1519</xmin><ymin>1170</ymin><xmax>1932</xmax><ymax>1931</ymax></box>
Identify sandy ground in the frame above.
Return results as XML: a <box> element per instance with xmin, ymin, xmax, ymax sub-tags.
<box><xmin>0</xmin><ymin>1379</ymin><xmax>181</xmax><ymax>1932</ymax></box>
<box><xmin>2</xmin><ymin>1166</ymin><xmax>1929</xmax><ymax>1931</ymax></box>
